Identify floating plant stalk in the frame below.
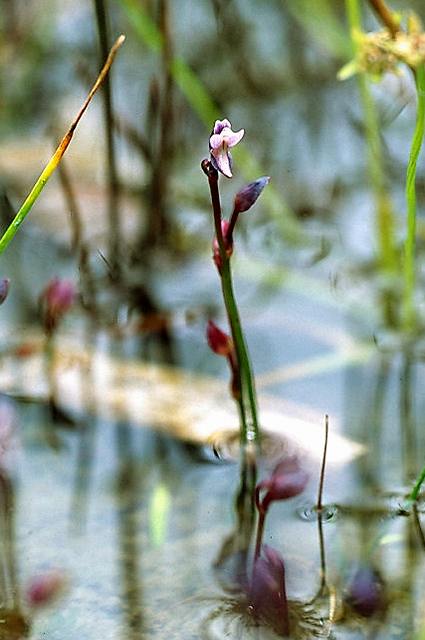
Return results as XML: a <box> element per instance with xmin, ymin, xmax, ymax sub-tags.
<box><xmin>0</xmin><ymin>35</ymin><xmax>125</xmax><ymax>256</ymax></box>
<box><xmin>403</xmin><ymin>64</ymin><xmax>425</xmax><ymax>331</ymax></box>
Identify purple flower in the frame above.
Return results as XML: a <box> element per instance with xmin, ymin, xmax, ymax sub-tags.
<box><xmin>256</xmin><ymin>456</ymin><xmax>309</xmax><ymax>513</ymax></box>
<box><xmin>249</xmin><ymin>545</ymin><xmax>290</xmax><ymax>636</ymax></box>
<box><xmin>234</xmin><ymin>177</ymin><xmax>270</xmax><ymax>213</ymax></box>
<box><xmin>209</xmin><ymin>119</ymin><xmax>244</xmax><ymax>178</ymax></box>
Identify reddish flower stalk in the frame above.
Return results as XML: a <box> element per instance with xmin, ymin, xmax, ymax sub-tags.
<box><xmin>202</xmin><ymin>119</ymin><xmax>269</xmax><ymax>447</ymax></box>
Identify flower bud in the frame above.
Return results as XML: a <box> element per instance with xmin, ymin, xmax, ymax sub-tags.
<box><xmin>206</xmin><ymin>320</ymin><xmax>233</xmax><ymax>357</ymax></box>
<box><xmin>0</xmin><ymin>278</ymin><xmax>10</xmax><ymax>305</ymax></box>
<box><xmin>234</xmin><ymin>177</ymin><xmax>270</xmax><ymax>214</ymax></box>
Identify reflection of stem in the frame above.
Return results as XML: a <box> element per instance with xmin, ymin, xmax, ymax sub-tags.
<box><xmin>236</xmin><ymin>444</ymin><xmax>257</xmax><ymax>552</ymax></box>
<box><xmin>412</xmin><ymin>503</ymin><xmax>425</xmax><ymax>550</ymax></box>
<box><xmin>0</xmin><ymin>470</ymin><xmax>18</xmax><ymax>609</ymax></box>
<box><xmin>316</xmin><ymin>415</ymin><xmax>329</xmax><ymax>592</ymax></box>
<box><xmin>94</xmin><ymin>0</ymin><xmax>122</xmax><ymax>277</ymax></box>
<box><xmin>317</xmin><ymin>512</ymin><xmax>327</xmax><ymax>593</ymax></box>
<box><xmin>253</xmin><ymin>507</ymin><xmax>265</xmax><ymax>562</ymax></box>
<box><xmin>214</xmin><ymin>444</ymin><xmax>256</xmax><ymax>588</ymax></box>
<box><xmin>317</xmin><ymin>415</ymin><xmax>329</xmax><ymax>511</ymax></box>
<box><xmin>400</xmin><ymin>354</ymin><xmax>416</xmax><ymax>485</ymax></box>
<box><xmin>70</xmin><ymin>326</ymin><xmax>97</xmax><ymax>531</ymax></box>
<box><xmin>115</xmin><ymin>422</ymin><xmax>145</xmax><ymax>639</ymax></box>
<box><xmin>44</xmin><ymin>335</ymin><xmax>62</xmax><ymax>449</ymax></box>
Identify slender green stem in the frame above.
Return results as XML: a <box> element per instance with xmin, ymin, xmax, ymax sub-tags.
<box><xmin>220</xmin><ymin>259</ymin><xmax>259</xmax><ymax>443</ymax></box>
<box><xmin>345</xmin><ymin>0</ymin><xmax>397</xmax><ymax>280</ymax></box>
<box><xmin>409</xmin><ymin>463</ymin><xmax>425</xmax><ymax>502</ymax></box>
<box><xmin>204</xmin><ymin>165</ymin><xmax>259</xmax><ymax>445</ymax></box>
<box><xmin>403</xmin><ymin>64</ymin><xmax>425</xmax><ymax>332</ymax></box>
<box><xmin>0</xmin><ymin>35</ymin><xmax>125</xmax><ymax>256</ymax></box>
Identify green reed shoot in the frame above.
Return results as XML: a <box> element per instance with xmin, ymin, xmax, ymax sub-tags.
<box><xmin>0</xmin><ymin>35</ymin><xmax>125</xmax><ymax>256</ymax></box>
<box><xmin>409</xmin><ymin>462</ymin><xmax>425</xmax><ymax>503</ymax></box>
<box><xmin>345</xmin><ymin>0</ymin><xmax>398</xmax><ymax>281</ymax></box>
<box><xmin>403</xmin><ymin>64</ymin><xmax>425</xmax><ymax>331</ymax></box>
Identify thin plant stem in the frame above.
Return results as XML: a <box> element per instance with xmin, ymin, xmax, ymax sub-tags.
<box><xmin>254</xmin><ymin>507</ymin><xmax>265</xmax><ymax>562</ymax></box>
<box><xmin>317</xmin><ymin>414</ymin><xmax>329</xmax><ymax>511</ymax></box>
<box><xmin>317</xmin><ymin>511</ymin><xmax>327</xmax><ymax>593</ymax></box>
<box><xmin>412</xmin><ymin>503</ymin><xmax>425</xmax><ymax>550</ymax></box>
<box><xmin>367</xmin><ymin>0</ymin><xmax>399</xmax><ymax>37</ymax></box>
<box><xmin>227</xmin><ymin>207</ymin><xmax>239</xmax><ymax>241</ymax></box>
<box><xmin>220</xmin><ymin>259</ymin><xmax>259</xmax><ymax>443</ymax></box>
<box><xmin>345</xmin><ymin>0</ymin><xmax>397</xmax><ymax>286</ymax></box>
<box><xmin>94</xmin><ymin>0</ymin><xmax>121</xmax><ymax>277</ymax></box>
<box><xmin>403</xmin><ymin>64</ymin><xmax>425</xmax><ymax>332</ymax></box>
<box><xmin>0</xmin><ymin>35</ymin><xmax>125</xmax><ymax>256</ymax></box>
<box><xmin>204</xmin><ymin>167</ymin><xmax>259</xmax><ymax>445</ymax></box>
<box><xmin>317</xmin><ymin>414</ymin><xmax>329</xmax><ymax>592</ymax></box>
<box><xmin>409</xmin><ymin>465</ymin><xmax>425</xmax><ymax>502</ymax></box>
<box><xmin>56</xmin><ymin>156</ymin><xmax>98</xmax><ymax>317</ymax></box>
<box><xmin>146</xmin><ymin>0</ymin><xmax>174</xmax><ymax>248</ymax></box>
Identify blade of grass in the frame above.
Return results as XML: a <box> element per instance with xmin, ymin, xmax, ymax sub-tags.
<box><xmin>0</xmin><ymin>34</ymin><xmax>125</xmax><ymax>256</ymax></box>
<box><xmin>403</xmin><ymin>64</ymin><xmax>425</xmax><ymax>331</ymax></box>
<box><xmin>344</xmin><ymin>0</ymin><xmax>398</xmax><ymax>327</ymax></box>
